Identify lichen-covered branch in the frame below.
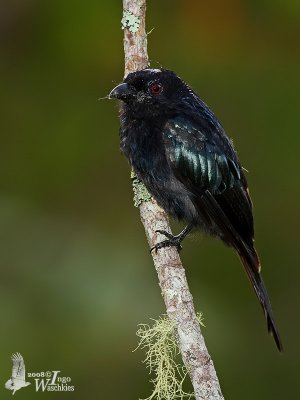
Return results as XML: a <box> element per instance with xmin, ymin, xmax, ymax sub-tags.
<box><xmin>122</xmin><ymin>0</ymin><xmax>149</xmax><ymax>77</ymax></box>
<box><xmin>122</xmin><ymin>1</ymin><xmax>224</xmax><ymax>399</ymax></box>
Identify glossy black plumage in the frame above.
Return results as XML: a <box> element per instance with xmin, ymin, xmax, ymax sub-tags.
<box><xmin>109</xmin><ymin>68</ymin><xmax>282</xmax><ymax>351</ymax></box>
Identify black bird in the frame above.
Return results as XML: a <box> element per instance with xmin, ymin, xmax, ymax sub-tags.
<box><xmin>109</xmin><ymin>68</ymin><xmax>282</xmax><ymax>351</ymax></box>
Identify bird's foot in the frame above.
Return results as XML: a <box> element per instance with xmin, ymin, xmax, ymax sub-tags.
<box><xmin>150</xmin><ymin>230</ymin><xmax>183</xmax><ymax>253</ymax></box>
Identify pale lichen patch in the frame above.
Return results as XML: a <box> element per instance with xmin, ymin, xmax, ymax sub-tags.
<box><xmin>131</xmin><ymin>172</ymin><xmax>152</xmax><ymax>207</ymax></box>
<box><xmin>122</xmin><ymin>10</ymin><xmax>141</xmax><ymax>33</ymax></box>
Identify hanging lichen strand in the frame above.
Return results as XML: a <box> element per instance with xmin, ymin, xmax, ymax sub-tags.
<box><xmin>135</xmin><ymin>315</ymin><xmax>204</xmax><ymax>400</ymax></box>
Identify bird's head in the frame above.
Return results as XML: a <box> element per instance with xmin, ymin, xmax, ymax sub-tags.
<box><xmin>109</xmin><ymin>68</ymin><xmax>191</xmax><ymax>117</ymax></box>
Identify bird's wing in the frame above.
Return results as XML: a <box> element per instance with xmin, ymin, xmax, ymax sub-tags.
<box><xmin>163</xmin><ymin>115</ymin><xmax>254</xmax><ymax>246</ymax></box>
<box><xmin>162</xmin><ymin>116</ymin><xmax>283</xmax><ymax>351</ymax></box>
<box><xmin>11</xmin><ymin>353</ymin><xmax>26</xmax><ymax>381</ymax></box>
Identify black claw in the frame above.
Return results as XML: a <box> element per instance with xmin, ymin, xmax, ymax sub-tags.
<box><xmin>150</xmin><ymin>226</ymin><xmax>193</xmax><ymax>253</ymax></box>
<box><xmin>155</xmin><ymin>229</ymin><xmax>174</xmax><ymax>240</ymax></box>
<box><xmin>150</xmin><ymin>231</ymin><xmax>183</xmax><ymax>253</ymax></box>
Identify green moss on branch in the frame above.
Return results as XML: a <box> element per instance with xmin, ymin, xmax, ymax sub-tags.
<box><xmin>131</xmin><ymin>171</ymin><xmax>152</xmax><ymax>207</ymax></box>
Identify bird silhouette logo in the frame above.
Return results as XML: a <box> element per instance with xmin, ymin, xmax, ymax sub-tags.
<box><xmin>5</xmin><ymin>353</ymin><xmax>31</xmax><ymax>395</ymax></box>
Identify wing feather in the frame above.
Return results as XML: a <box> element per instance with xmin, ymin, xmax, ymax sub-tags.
<box><xmin>11</xmin><ymin>353</ymin><xmax>26</xmax><ymax>380</ymax></box>
<box><xmin>163</xmin><ymin>116</ymin><xmax>254</xmax><ymax>246</ymax></box>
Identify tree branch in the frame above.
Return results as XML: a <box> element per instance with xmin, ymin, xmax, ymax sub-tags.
<box><xmin>122</xmin><ymin>1</ymin><xmax>224</xmax><ymax>398</ymax></box>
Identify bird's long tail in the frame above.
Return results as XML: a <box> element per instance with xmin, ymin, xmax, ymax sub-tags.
<box><xmin>236</xmin><ymin>245</ymin><xmax>283</xmax><ymax>352</ymax></box>
<box><xmin>201</xmin><ymin>190</ymin><xmax>283</xmax><ymax>351</ymax></box>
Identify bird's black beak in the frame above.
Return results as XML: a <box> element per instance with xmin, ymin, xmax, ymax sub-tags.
<box><xmin>108</xmin><ymin>83</ymin><xmax>135</xmax><ymax>101</ymax></box>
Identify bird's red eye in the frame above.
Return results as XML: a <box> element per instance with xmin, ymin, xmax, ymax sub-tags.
<box><xmin>150</xmin><ymin>82</ymin><xmax>162</xmax><ymax>95</ymax></box>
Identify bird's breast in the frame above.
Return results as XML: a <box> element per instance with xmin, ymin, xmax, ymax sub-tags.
<box><xmin>120</xmin><ymin>119</ymin><xmax>198</xmax><ymax>222</ymax></box>
<box><xmin>120</xmin><ymin>119</ymin><xmax>167</xmax><ymax>177</ymax></box>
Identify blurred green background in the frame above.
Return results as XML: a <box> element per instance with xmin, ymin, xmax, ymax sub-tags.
<box><xmin>0</xmin><ymin>0</ymin><xmax>299</xmax><ymax>398</ymax></box>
